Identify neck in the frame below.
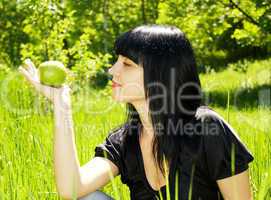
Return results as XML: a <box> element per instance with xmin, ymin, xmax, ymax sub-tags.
<box><xmin>131</xmin><ymin>99</ymin><xmax>154</xmax><ymax>141</ymax></box>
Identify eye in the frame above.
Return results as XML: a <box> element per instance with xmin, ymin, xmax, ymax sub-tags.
<box><xmin>124</xmin><ymin>62</ymin><xmax>132</xmax><ymax>67</ymax></box>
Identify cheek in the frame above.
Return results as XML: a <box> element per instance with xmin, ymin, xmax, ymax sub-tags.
<box><xmin>122</xmin><ymin>79</ymin><xmax>144</xmax><ymax>96</ymax></box>
<box><xmin>121</xmin><ymin>70</ymin><xmax>145</xmax><ymax>97</ymax></box>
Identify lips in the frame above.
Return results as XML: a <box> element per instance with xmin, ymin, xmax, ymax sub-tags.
<box><xmin>112</xmin><ymin>80</ymin><xmax>122</xmax><ymax>87</ymax></box>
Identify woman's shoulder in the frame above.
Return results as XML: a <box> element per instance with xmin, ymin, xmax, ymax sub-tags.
<box><xmin>105</xmin><ymin>122</ymin><xmax>139</xmax><ymax>148</ymax></box>
<box><xmin>106</xmin><ymin>123</ymin><xmax>128</xmax><ymax>141</ymax></box>
<box><xmin>193</xmin><ymin>106</ymin><xmax>254</xmax><ymax>180</ymax></box>
<box><xmin>195</xmin><ymin>105</ymin><xmax>223</xmax><ymax>123</ymax></box>
<box><xmin>194</xmin><ymin>105</ymin><xmax>244</xmax><ymax>142</ymax></box>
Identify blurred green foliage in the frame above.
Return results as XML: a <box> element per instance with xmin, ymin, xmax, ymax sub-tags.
<box><xmin>0</xmin><ymin>0</ymin><xmax>270</xmax><ymax>88</ymax></box>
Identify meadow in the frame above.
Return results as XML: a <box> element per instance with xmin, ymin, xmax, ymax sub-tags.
<box><xmin>0</xmin><ymin>58</ymin><xmax>270</xmax><ymax>199</ymax></box>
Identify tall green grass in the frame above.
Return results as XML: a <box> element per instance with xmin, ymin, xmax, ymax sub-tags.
<box><xmin>0</xmin><ymin>58</ymin><xmax>270</xmax><ymax>199</ymax></box>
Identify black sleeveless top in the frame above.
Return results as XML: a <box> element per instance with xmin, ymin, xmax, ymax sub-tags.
<box><xmin>93</xmin><ymin>106</ymin><xmax>254</xmax><ymax>200</ymax></box>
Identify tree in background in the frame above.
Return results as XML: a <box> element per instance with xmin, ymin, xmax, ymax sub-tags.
<box><xmin>0</xmin><ymin>0</ymin><xmax>270</xmax><ymax>87</ymax></box>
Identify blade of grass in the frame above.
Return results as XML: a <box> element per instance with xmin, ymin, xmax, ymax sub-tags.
<box><xmin>163</xmin><ymin>155</ymin><xmax>171</xmax><ymax>200</ymax></box>
<box><xmin>174</xmin><ymin>169</ymin><xmax>179</xmax><ymax>200</ymax></box>
<box><xmin>227</xmin><ymin>89</ymin><xmax>230</xmax><ymax>123</ymax></box>
<box><xmin>188</xmin><ymin>163</ymin><xmax>195</xmax><ymax>200</ymax></box>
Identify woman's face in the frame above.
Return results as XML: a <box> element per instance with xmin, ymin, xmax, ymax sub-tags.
<box><xmin>108</xmin><ymin>55</ymin><xmax>145</xmax><ymax>103</ymax></box>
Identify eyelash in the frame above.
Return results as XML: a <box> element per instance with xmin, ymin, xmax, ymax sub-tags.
<box><xmin>124</xmin><ymin>63</ymin><xmax>132</xmax><ymax>67</ymax></box>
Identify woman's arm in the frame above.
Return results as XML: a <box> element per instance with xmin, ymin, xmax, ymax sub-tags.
<box><xmin>217</xmin><ymin>169</ymin><xmax>253</xmax><ymax>200</ymax></box>
<box><xmin>53</xmin><ymin>99</ymin><xmax>119</xmax><ymax>199</ymax></box>
<box><xmin>18</xmin><ymin>60</ymin><xmax>119</xmax><ymax>199</ymax></box>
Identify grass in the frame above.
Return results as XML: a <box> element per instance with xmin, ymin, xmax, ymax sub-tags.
<box><xmin>0</xmin><ymin>57</ymin><xmax>270</xmax><ymax>199</ymax></box>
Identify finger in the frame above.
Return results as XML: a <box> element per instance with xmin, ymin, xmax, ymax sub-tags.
<box><xmin>22</xmin><ymin>60</ymin><xmax>33</xmax><ymax>76</ymax></box>
<box><xmin>18</xmin><ymin>66</ymin><xmax>41</xmax><ymax>89</ymax></box>
<box><xmin>25</xmin><ymin>58</ymin><xmax>36</xmax><ymax>68</ymax></box>
<box><xmin>19</xmin><ymin>69</ymin><xmax>51</xmax><ymax>97</ymax></box>
<box><xmin>18</xmin><ymin>66</ymin><xmax>34</xmax><ymax>83</ymax></box>
<box><xmin>24</xmin><ymin>58</ymin><xmax>37</xmax><ymax>76</ymax></box>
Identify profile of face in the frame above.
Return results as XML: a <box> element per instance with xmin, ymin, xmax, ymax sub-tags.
<box><xmin>108</xmin><ymin>54</ymin><xmax>146</xmax><ymax>103</ymax></box>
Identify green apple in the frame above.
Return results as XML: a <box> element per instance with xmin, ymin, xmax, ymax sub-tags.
<box><xmin>38</xmin><ymin>61</ymin><xmax>67</xmax><ymax>87</ymax></box>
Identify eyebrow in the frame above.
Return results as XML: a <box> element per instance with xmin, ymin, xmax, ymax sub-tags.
<box><xmin>124</xmin><ymin>58</ymin><xmax>134</xmax><ymax>65</ymax></box>
<box><xmin>124</xmin><ymin>60</ymin><xmax>132</xmax><ymax>64</ymax></box>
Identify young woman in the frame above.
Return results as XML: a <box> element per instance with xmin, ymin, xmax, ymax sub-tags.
<box><xmin>19</xmin><ymin>24</ymin><xmax>254</xmax><ymax>200</ymax></box>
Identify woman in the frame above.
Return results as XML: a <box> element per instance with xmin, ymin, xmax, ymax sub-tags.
<box><xmin>19</xmin><ymin>24</ymin><xmax>254</xmax><ymax>200</ymax></box>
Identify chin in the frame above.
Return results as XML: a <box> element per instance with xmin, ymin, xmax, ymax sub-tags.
<box><xmin>111</xmin><ymin>95</ymin><xmax>129</xmax><ymax>103</ymax></box>
<box><xmin>111</xmin><ymin>88</ymin><xmax>145</xmax><ymax>103</ymax></box>
<box><xmin>111</xmin><ymin>93</ymin><xmax>143</xmax><ymax>103</ymax></box>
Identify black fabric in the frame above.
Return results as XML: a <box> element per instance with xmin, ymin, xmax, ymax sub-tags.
<box><xmin>94</xmin><ymin>106</ymin><xmax>254</xmax><ymax>200</ymax></box>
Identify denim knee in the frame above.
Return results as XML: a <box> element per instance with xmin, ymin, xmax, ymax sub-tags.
<box><xmin>78</xmin><ymin>190</ymin><xmax>114</xmax><ymax>200</ymax></box>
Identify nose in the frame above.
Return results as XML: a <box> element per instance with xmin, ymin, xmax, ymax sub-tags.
<box><xmin>108</xmin><ymin>67</ymin><xmax>114</xmax><ymax>75</ymax></box>
<box><xmin>108</xmin><ymin>62</ymin><xmax>121</xmax><ymax>76</ymax></box>
<box><xmin>106</xmin><ymin>63</ymin><xmax>119</xmax><ymax>81</ymax></box>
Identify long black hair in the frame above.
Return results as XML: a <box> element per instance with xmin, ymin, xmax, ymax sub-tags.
<box><xmin>114</xmin><ymin>24</ymin><xmax>204</xmax><ymax>176</ymax></box>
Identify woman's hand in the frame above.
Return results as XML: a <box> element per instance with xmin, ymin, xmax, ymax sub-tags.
<box><xmin>18</xmin><ymin>59</ymin><xmax>71</xmax><ymax>109</ymax></box>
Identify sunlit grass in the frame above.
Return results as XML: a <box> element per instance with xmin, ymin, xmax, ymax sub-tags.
<box><xmin>0</xmin><ymin>57</ymin><xmax>270</xmax><ymax>199</ymax></box>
